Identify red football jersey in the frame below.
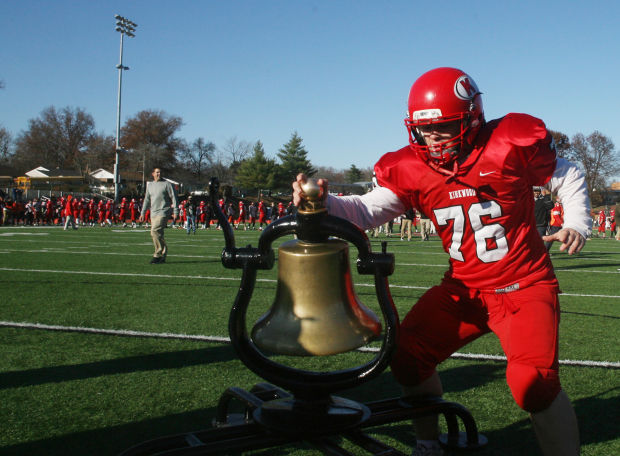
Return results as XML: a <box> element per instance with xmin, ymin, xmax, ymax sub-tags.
<box><xmin>375</xmin><ymin>113</ymin><xmax>558</xmax><ymax>292</ymax></box>
<box><xmin>550</xmin><ymin>203</ymin><xmax>564</xmax><ymax>227</ymax></box>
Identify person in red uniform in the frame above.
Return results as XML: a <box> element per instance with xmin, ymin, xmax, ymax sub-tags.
<box><xmin>45</xmin><ymin>198</ymin><xmax>55</xmax><ymax>225</ymax></box>
<box><xmin>257</xmin><ymin>200</ymin><xmax>267</xmax><ymax>230</ymax></box>
<box><xmin>129</xmin><ymin>198</ymin><xmax>139</xmax><ymax>228</ymax></box>
<box><xmin>597</xmin><ymin>209</ymin><xmax>606</xmax><ymax>238</ymax></box>
<box><xmin>546</xmin><ymin>198</ymin><xmax>564</xmax><ymax>251</ymax></box>
<box><xmin>119</xmin><ymin>197</ymin><xmax>128</xmax><ymax>227</ymax></box>
<box><xmin>235</xmin><ymin>200</ymin><xmax>247</xmax><ymax>230</ymax></box>
<box><xmin>105</xmin><ymin>200</ymin><xmax>114</xmax><ymax>226</ymax></box>
<box><xmin>87</xmin><ymin>198</ymin><xmax>96</xmax><ymax>226</ymax></box>
<box><xmin>78</xmin><ymin>198</ymin><xmax>86</xmax><ymax>225</ymax></box>
<box><xmin>216</xmin><ymin>198</ymin><xmax>225</xmax><ymax>230</ymax></box>
<box><xmin>198</xmin><ymin>200</ymin><xmax>207</xmax><ymax>229</ymax></box>
<box><xmin>293</xmin><ymin>67</ymin><xmax>590</xmax><ymax>456</ymax></box>
<box><xmin>97</xmin><ymin>199</ymin><xmax>105</xmax><ymax>226</ymax></box>
<box><xmin>277</xmin><ymin>201</ymin><xmax>286</xmax><ymax>218</ymax></box>
<box><xmin>63</xmin><ymin>195</ymin><xmax>78</xmax><ymax>230</ymax></box>
<box><xmin>178</xmin><ymin>200</ymin><xmax>186</xmax><ymax>229</ymax></box>
<box><xmin>72</xmin><ymin>196</ymin><xmax>80</xmax><ymax>224</ymax></box>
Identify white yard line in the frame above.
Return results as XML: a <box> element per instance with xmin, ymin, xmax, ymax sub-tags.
<box><xmin>0</xmin><ymin>267</ymin><xmax>619</xmax><ymax>299</ymax></box>
<box><xmin>1</xmin><ymin>320</ymin><xmax>617</xmax><ymax>369</ymax></box>
<box><xmin>0</xmin><ymin>249</ymin><xmax>218</xmax><ymax>259</ymax></box>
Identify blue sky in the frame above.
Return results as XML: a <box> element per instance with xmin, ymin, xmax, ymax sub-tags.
<box><xmin>1</xmin><ymin>0</ymin><xmax>619</xmax><ymax>172</ymax></box>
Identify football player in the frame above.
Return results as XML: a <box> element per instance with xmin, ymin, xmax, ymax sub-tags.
<box><xmin>293</xmin><ymin>67</ymin><xmax>590</xmax><ymax>456</ymax></box>
<box><xmin>235</xmin><ymin>200</ymin><xmax>247</xmax><ymax>230</ymax></box>
<box><xmin>130</xmin><ymin>198</ymin><xmax>139</xmax><ymax>228</ymax></box>
<box><xmin>597</xmin><ymin>208</ymin><xmax>607</xmax><ymax>238</ymax></box>
<box><xmin>257</xmin><ymin>200</ymin><xmax>267</xmax><ymax>230</ymax></box>
<box><xmin>119</xmin><ymin>197</ymin><xmax>128</xmax><ymax>227</ymax></box>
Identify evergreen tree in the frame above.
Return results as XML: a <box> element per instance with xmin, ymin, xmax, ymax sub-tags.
<box><xmin>235</xmin><ymin>141</ymin><xmax>277</xmax><ymax>193</ymax></box>
<box><xmin>276</xmin><ymin>132</ymin><xmax>316</xmax><ymax>188</ymax></box>
<box><xmin>345</xmin><ymin>164</ymin><xmax>362</xmax><ymax>183</ymax></box>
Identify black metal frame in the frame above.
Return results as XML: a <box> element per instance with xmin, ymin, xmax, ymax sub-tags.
<box><xmin>119</xmin><ymin>179</ymin><xmax>487</xmax><ymax>455</ymax></box>
<box><xmin>121</xmin><ymin>382</ymin><xmax>486</xmax><ymax>455</ymax></box>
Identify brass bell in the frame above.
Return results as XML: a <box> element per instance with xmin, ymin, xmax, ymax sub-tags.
<box><xmin>251</xmin><ymin>237</ymin><xmax>382</xmax><ymax>356</ymax></box>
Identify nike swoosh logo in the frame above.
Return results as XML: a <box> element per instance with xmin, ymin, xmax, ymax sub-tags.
<box><xmin>479</xmin><ymin>171</ymin><xmax>496</xmax><ymax>176</ymax></box>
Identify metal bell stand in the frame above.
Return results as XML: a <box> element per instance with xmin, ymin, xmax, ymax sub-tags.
<box><xmin>120</xmin><ymin>179</ymin><xmax>486</xmax><ymax>455</ymax></box>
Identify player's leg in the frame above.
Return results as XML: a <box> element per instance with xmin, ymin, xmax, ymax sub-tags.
<box><xmin>486</xmin><ymin>286</ymin><xmax>579</xmax><ymax>456</ymax></box>
<box><xmin>531</xmin><ymin>389</ymin><xmax>579</xmax><ymax>455</ymax></box>
<box><xmin>391</xmin><ymin>285</ymin><xmax>488</xmax><ymax>454</ymax></box>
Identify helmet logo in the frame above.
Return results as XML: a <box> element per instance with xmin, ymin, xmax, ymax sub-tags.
<box><xmin>454</xmin><ymin>75</ymin><xmax>479</xmax><ymax>101</ymax></box>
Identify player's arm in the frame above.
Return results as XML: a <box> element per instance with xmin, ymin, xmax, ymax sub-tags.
<box><xmin>543</xmin><ymin>157</ymin><xmax>592</xmax><ymax>254</ymax></box>
<box><xmin>293</xmin><ymin>173</ymin><xmax>405</xmax><ymax>230</ymax></box>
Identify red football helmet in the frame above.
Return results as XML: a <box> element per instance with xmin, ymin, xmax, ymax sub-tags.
<box><xmin>405</xmin><ymin>67</ymin><xmax>484</xmax><ymax>167</ymax></box>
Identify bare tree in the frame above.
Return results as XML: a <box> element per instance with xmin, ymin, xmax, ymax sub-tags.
<box><xmin>220</xmin><ymin>136</ymin><xmax>252</xmax><ymax>165</ymax></box>
<box><xmin>208</xmin><ymin>147</ymin><xmax>232</xmax><ymax>184</ymax></box>
<box><xmin>570</xmin><ymin>131</ymin><xmax>620</xmax><ymax>204</ymax></box>
<box><xmin>217</xmin><ymin>136</ymin><xmax>252</xmax><ymax>184</ymax></box>
<box><xmin>13</xmin><ymin>106</ymin><xmax>96</xmax><ymax>173</ymax></box>
<box><xmin>548</xmin><ymin>129</ymin><xmax>571</xmax><ymax>159</ymax></box>
<box><xmin>121</xmin><ymin>110</ymin><xmax>184</xmax><ymax>173</ymax></box>
<box><xmin>0</xmin><ymin>126</ymin><xmax>11</xmax><ymax>163</ymax></box>
<box><xmin>178</xmin><ymin>137</ymin><xmax>216</xmax><ymax>184</ymax></box>
<box><xmin>82</xmin><ymin>133</ymin><xmax>116</xmax><ymax>173</ymax></box>
<box><xmin>316</xmin><ymin>166</ymin><xmax>345</xmax><ymax>183</ymax></box>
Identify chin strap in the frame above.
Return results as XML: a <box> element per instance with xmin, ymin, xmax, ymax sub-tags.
<box><xmin>428</xmin><ymin>159</ymin><xmax>459</xmax><ymax>182</ymax></box>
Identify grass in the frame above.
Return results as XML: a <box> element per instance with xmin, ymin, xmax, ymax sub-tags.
<box><xmin>0</xmin><ymin>223</ymin><xmax>618</xmax><ymax>455</ymax></box>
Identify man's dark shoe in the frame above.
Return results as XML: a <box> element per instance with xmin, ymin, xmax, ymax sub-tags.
<box><xmin>150</xmin><ymin>257</ymin><xmax>162</xmax><ymax>264</ymax></box>
<box><xmin>159</xmin><ymin>256</ymin><xmax>166</xmax><ymax>263</ymax></box>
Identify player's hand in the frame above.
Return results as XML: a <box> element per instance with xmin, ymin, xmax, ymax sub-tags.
<box><xmin>543</xmin><ymin>228</ymin><xmax>585</xmax><ymax>255</ymax></box>
<box><xmin>292</xmin><ymin>173</ymin><xmax>328</xmax><ymax>207</ymax></box>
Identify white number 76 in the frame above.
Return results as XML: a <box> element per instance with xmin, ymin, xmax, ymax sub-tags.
<box><xmin>434</xmin><ymin>201</ymin><xmax>508</xmax><ymax>263</ymax></box>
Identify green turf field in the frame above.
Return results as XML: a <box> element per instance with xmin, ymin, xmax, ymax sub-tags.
<box><xmin>0</xmin><ymin>224</ymin><xmax>618</xmax><ymax>455</ymax></box>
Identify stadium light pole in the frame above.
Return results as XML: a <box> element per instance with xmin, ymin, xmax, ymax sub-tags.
<box><xmin>114</xmin><ymin>14</ymin><xmax>137</xmax><ymax>202</ymax></box>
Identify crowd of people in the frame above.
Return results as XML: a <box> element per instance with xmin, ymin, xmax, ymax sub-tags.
<box><xmin>594</xmin><ymin>204</ymin><xmax>619</xmax><ymax>240</ymax></box>
<box><xmin>532</xmin><ymin>186</ymin><xmax>619</xmax><ymax>244</ymax></box>
<box><xmin>4</xmin><ymin>190</ymin><xmax>616</xmax><ymax>245</ymax></box>
<box><xmin>368</xmin><ymin>209</ymin><xmax>436</xmax><ymax>241</ymax></box>
<box><xmin>0</xmin><ymin>194</ymin><xmax>145</xmax><ymax>228</ymax></box>
<box><xmin>0</xmin><ymin>191</ymin><xmax>300</xmax><ymax>233</ymax></box>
